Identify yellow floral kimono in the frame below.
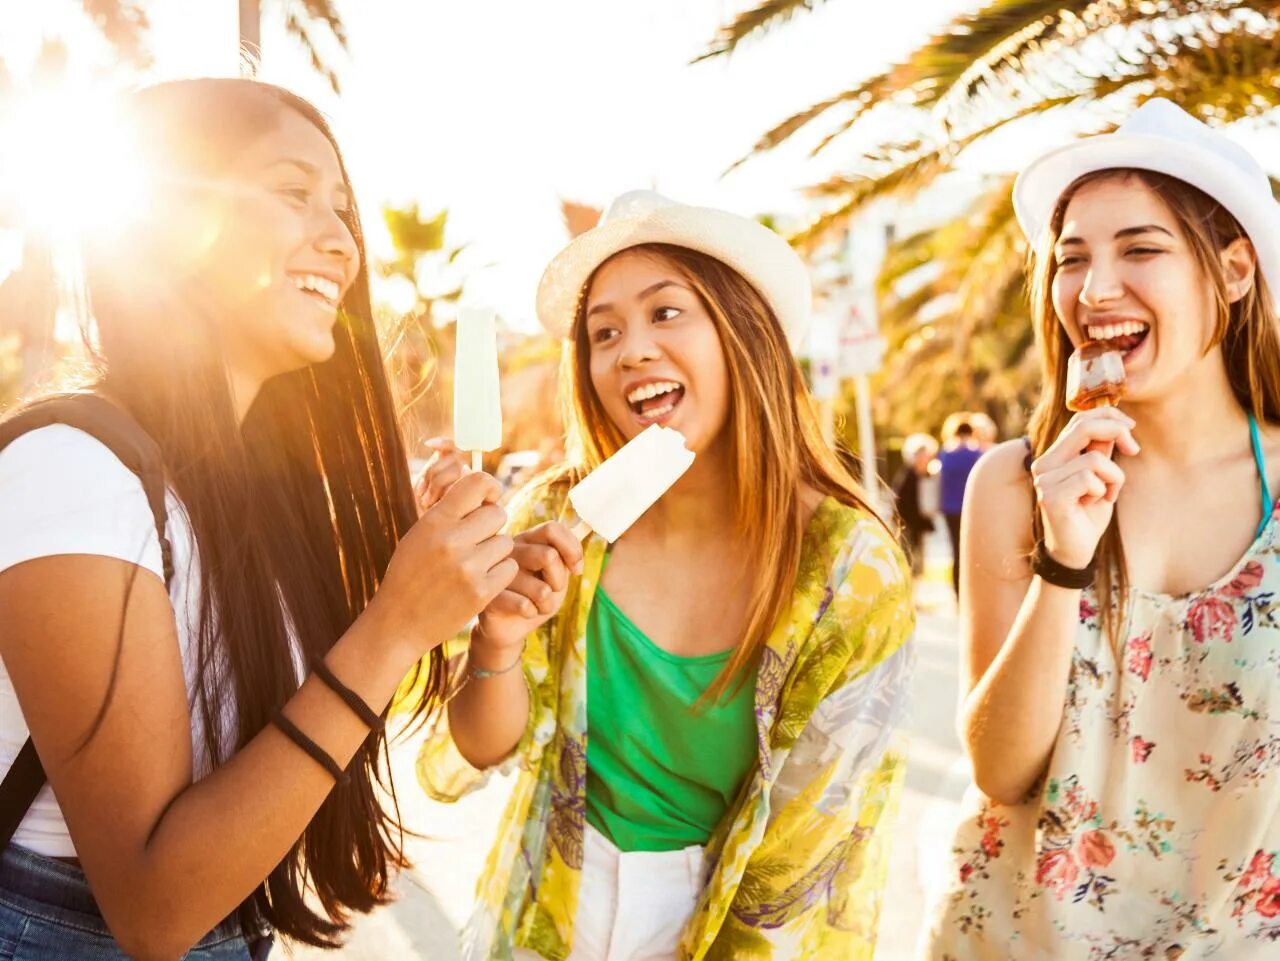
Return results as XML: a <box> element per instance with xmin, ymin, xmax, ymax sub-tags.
<box><xmin>417</xmin><ymin>479</ymin><xmax>915</xmax><ymax>961</ymax></box>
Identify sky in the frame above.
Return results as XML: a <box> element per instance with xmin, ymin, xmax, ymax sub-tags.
<box><xmin>0</xmin><ymin>0</ymin><xmax>990</xmax><ymax>329</ymax></box>
<box><xmin>8</xmin><ymin>2</ymin><xmax>1280</xmax><ymax>334</ymax></box>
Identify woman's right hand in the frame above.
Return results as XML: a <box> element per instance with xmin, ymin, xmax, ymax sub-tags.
<box><xmin>474</xmin><ymin>522</ymin><xmax>583</xmax><ymax>654</ymax></box>
<box><xmin>414</xmin><ymin>438</ymin><xmax>469</xmax><ymax>515</ymax></box>
<box><xmin>1029</xmin><ymin>407</ymin><xmax>1140</xmax><ymax>569</ymax></box>
<box><xmin>372</xmin><ymin>470</ymin><xmax>517</xmax><ymax>657</ymax></box>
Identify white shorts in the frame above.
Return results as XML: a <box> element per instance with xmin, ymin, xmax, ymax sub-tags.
<box><xmin>515</xmin><ymin>822</ymin><xmax>705</xmax><ymax>961</ymax></box>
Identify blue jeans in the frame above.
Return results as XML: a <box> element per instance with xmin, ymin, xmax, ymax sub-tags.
<box><xmin>0</xmin><ymin>844</ymin><xmax>266</xmax><ymax>960</ymax></box>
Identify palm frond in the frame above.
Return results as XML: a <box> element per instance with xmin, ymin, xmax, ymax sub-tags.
<box><xmin>296</xmin><ymin>0</ymin><xmax>350</xmax><ymax>50</ymax></box>
<box><xmin>696</xmin><ymin>0</ymin><xmax>834</xmax><ymax>62</ymax></box>
<box><xmin>724</xmin><ymin>85</ymin><xmax>884</xmax><ymax>174</ymax></box>
<box><xmin>284</xmin><ymin>12</ymin><xmax>341</xmax><ymax>93</ymax></box>
<box><xmin>729</xmin><ymin>0</ymin><xmax>1098</xmax><ymax>165</ymax></box>
<box><xmin>935</xmin><ymin>3</ymin><xmax>1280</xmax><ymax>137</ymax></box>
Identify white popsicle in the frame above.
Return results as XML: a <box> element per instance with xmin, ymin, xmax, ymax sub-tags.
<box><xmin>567</xmin><ymin>425</ymin><xmax>695</xmax><ymax>542</ymax></box>
<box><xmin>453</xmin><ymin>305</ymin><xmax>502</xmax><ymax>469</ymax></box>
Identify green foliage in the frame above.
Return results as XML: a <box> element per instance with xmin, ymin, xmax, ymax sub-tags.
<box><xmin>716</xmin><ymin>0</ymin><xmax>1280</xmax><ymax>437</ymax></box>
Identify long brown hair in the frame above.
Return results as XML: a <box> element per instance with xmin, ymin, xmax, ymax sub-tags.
<box><xmin>67</xmin><ymin>79</ymin><xmax>445</xmax><ymax>945</ymax></box>
<box><xmin>560</xmin><ymin>243</ymin><xmax>881</xmax><ymax>702</ymax></box>
<box><xmin>1027</xmin><ymin>169</ymin><xmax>1280</xmax><ymax>652</ymax></box>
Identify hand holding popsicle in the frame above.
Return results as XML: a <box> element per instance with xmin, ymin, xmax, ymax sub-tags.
<box><xmin>1023</xmin><ymin>340</ymin><xmax>1140</xmax><ymax>568</ymax></box>
<box><xmin>1067</xmin><ymin>340</ymin><xmax>1129</xmax><ymax>457</ymax></box>
<box><xmin>1030</xmin><ymin>406</ymin><xmax>1140</xmax><ymax>569</ymax></box>
<box><xmin>472</xmin><ymin>425</ymin><xmax>694</xmax><ymax>652</ymax></box>
<box><xmin>372</xmin><ymin>470</ymin><xmax>517</xmax><ymax>656</ymax></box>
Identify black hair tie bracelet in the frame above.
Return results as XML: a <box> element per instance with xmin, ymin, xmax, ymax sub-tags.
<box><xmin>311</xmin><ymin>659</ymin><xmax>385</xmax><ymax>731</ymax></box>
<box><xmin>1030</xmin><ymin>539</ymin><xmax>1097</xmax><ymax>590</ymax></box>
<box><xmin>271</xmin><ymin>710</ymin><xmax>350</xmax><ymax>786</ymax></box>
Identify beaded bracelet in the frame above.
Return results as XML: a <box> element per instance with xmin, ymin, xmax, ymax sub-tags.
<box><xmin>311</xmin><ymin>659</ymin><xmax>385</xmax><ymax>731</ymax></box>
<box><xmin>271</xmin><ymin>710</ymin><xmax>349</xmax><ymax>785</ymax></box>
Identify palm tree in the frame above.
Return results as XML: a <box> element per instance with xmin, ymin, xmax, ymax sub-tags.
<box><xmin>704</xmin><ymin>0</ymin><xmax>1280</xmax><ymax>436</ymax></box>
<box><xmin>238</xmin><ymin>0</ymin><xmax>350</xmax><ymax>94</ymax></box>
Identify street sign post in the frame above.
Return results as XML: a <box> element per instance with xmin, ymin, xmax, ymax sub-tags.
<box><xmin>839</xmin><ymin>292</ymin><xmax>885</xmax><ymax>515</ymax></box>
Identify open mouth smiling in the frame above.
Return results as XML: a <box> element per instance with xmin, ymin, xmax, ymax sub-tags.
<box><xmin>289</xmin><ymin>272</ymin><xmax>342</xmax><ymax>308</ymax></box>
<box><xmin>625</xmin><ymin>379</ymin><xmax>685</xmax><ymax>425</ymax></box>
<box><xmin>1086</xmin><ymin>319</ymin><xmax>1150</xmax><ymax>356</ymax></box>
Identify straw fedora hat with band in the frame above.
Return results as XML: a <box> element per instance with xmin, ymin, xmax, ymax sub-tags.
<box><xmin>535</xmin><ymin>190</ymin><xmax>812</xmax><ymax>347</ymax></box>
<box><xmin>1013</xmin><ymin>97</ymin><xmax>1280</xmax><ymax>302</ymax></box>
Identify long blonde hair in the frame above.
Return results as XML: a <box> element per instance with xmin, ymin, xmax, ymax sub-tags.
<box><xmin>555</xmin><ymin>243</ymin><xmax>882</xmax><ymax>702</ymax></box>
<box><xmin>1027</xmin><ymin>169</ymin><xmax>1280</xmax><ymax>652</ymax></box>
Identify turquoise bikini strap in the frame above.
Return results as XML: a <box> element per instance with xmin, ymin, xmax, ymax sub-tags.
<box><xmin>1250</xmin><ymin>413</ymin><xmax>1273</xmax><ymax>538</ymax></box>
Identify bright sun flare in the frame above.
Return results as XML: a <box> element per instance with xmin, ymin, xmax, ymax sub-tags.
<box><xmin>0</xmin><ymin>85</ymin><xmax>149</xmax><ymax>244</ymax></box>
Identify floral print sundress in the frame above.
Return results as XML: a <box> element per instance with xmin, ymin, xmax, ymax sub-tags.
<box><xmin>925</xmin><ymin>422</ymin><xmax>1280</xmax><ymax>959</ymax></box>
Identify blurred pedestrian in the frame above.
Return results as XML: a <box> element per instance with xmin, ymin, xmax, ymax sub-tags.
<box><xmin>969</xmin><ymin>411</ymin><xmax>998</xmax><ymax>450</ymax></box>
<box><xmin>893</xmin><ymin>432</ymin><xmax>939</xmax><ymax>577</ymax></box>
<box><xmin>939</xmin><ymin>416</ymin><xmax>984</xmax><ymax>596</ymax></box>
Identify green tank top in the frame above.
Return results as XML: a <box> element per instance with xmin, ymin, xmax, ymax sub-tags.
<box><xmin>585</xmin><ymin>564</ymin><xmax>758</xmax><ymax>853</ymax></box>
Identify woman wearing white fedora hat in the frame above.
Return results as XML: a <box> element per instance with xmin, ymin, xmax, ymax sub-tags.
<box><xmin>923</xmin><ymin>99</ymin><xmax>1280</xmax><ymax>958</ymax></box>
<box><xmin>415</xmin><ymin>191</ymin><xmax>915</xmax><ymax>960</ymax></box>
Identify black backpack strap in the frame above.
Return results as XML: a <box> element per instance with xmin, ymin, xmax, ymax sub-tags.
<box><xmin>0</xmin><ymin>741</ymin><xmax>44</xmax><ymax>851</ymax></box>
<box><xmin>0</xmin><ymin>393</ymin><xmax>172</xmax><ymax>849</ymax></box>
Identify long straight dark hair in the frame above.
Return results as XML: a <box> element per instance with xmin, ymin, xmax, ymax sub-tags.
<box><xmin>65</xmin><ymin>79</ymin><xmax>446</xmax><ymax>945</ymax></box>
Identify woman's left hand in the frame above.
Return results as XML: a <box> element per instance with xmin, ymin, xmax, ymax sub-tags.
<box><xmin>414</xmin><ymin>438</ymin><xmax>469</xmax><ymax>515</ymax></box>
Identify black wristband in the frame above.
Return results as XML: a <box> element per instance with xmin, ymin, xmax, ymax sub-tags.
<box><xmin>271</xmin><ymin>710</ymin><xmax>350</xmax><ymax>785</ymax></box>
<box><xmin>1030</xmin><ymin>540</ymin><xmax>1097</xmax><ymax>590</ymax></box>
<box><xmin>312</xmin><ymin>659</ymin><xmax>385</xmax><ymax>731</ymax></box>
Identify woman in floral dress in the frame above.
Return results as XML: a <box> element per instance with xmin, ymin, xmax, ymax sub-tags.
<box><xmin>415</xmin><ymin>192</ymin><xmax>915</xmax><ymax>961</ymax></box>
<box><xmin>923</xmin><ymin>98</ymin><xmax>1280</xmax><ymax>959</ymax></box>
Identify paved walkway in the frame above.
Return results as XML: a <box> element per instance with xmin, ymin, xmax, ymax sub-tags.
<box><xmin>286</xmin><ymin>539</ymin><xmax>970</xmax><ymax>961</ymax></box>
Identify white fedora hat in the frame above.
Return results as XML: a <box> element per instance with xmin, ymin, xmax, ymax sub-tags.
<box><xmin>1014</xmin><ymin>98</ymin><xmax>1280</xmax><ymax>299</ymax></box>
<box><xmin>535</xmin><ymin>190</ymin><xmax>812</xmax><ymax>347</ymax></box>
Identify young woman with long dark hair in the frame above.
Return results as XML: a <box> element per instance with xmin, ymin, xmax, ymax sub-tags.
<box><xmin>0</xmin><ymin>79</ymin><xmax>516</xmax><ymax>960</ymax></box>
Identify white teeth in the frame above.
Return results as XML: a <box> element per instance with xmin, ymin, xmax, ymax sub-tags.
<box><xmin>1087</xmin><ymin>321</ymin><xmax>1148</xmax><ymax>341</ymax></box>
<box><xmin>291</xmin><ymin>274</ymin><xmax>341</xmax><ymax>304</ymax></box>
<box><xmin>626</xmin><ymin>381</ymin><xmax>682</xmax><ymax>405</ymax></box>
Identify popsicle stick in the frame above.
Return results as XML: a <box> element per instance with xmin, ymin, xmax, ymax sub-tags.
<box><xmin>1087</xmin><ymin>398</ymin><xmax>1115</xmax><ymax>454</ymax></box>
<box><xmin>472</xmin><ymin>450</ymin><xmax>483</xmax><ymax>472</ymax></box>
<box><xmin>560</xmin><ymin>508</ymin><xmax>593</xmax><ymax>542</ymax></box>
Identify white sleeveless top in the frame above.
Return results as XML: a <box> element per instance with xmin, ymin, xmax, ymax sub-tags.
<box><xmin>0</xmin><ymin>425</ymin><xmax>238</xmax><ymax>857</ymax></box>
<box><xmin>924</xmin><ymin>502</ymin><xmax>1280</xmax><ymax>959</ymax></box>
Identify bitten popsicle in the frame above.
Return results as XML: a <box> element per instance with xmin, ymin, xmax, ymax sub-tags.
<box><xmin>1066</xmin><ymin>340</ymin><xmax>1127</xmax><ymax>411</ymax></box>
<box><xmin>566</xmin><ymin>425</ymin><xmax>696</xmax><ymax>542</ymax></box>
<box><xmin>453</xmin><ymin>305</ymin><xmax>503</xmax><ymax>471</ymax></box>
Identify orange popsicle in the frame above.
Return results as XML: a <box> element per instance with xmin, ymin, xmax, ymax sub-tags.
<box><xmin>1066</xmin><ymin>341</ymin><xmax>1126</xmax><ymax>411</ymax></box>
